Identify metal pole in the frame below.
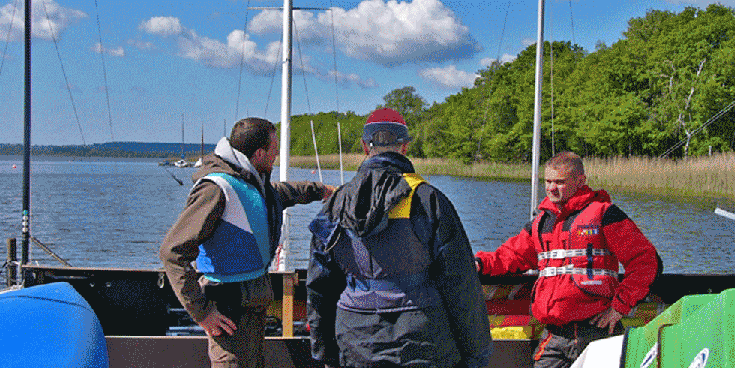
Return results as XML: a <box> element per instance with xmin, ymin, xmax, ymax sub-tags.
<box><xmin>530</xmin><ymin>0</ymin><xmax>545</xmax><ymax>221</ymax></box>
<box><xmin>337</xmin><ymin>121</ymin><xmax>344</xmax><ymax>185</ymax></box>
<box><xmin>7</xmin><ymin>238</ymin><xmax>17</xmax><ymax>287</ymax></box>
<box><xmin>278</xmin><ymin>0</ymin><xmax>293</xmax><ymax>272</ymax></box>
<box><xmin>310</xmin><ymin>120</ymin><xmax>323</xmax><ymax>182</ymax></box>
<box><xmin>21</xmin><ymin>0</ymin><xmax>32</xmax><ymax>272</ymax></box>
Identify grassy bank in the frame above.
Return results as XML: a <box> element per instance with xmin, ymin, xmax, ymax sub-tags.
<box><xmin>287</xmin><ymin>153</ymin><xmax>735</xmax><ymax>201</ymax></box>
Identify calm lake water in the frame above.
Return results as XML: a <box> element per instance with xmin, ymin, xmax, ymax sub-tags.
<box><xmin>0</xmin><ymin>155</ymin><xmax>733</xmax><ymax>274</ymax></box>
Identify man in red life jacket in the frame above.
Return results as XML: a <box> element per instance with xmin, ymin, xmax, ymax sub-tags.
<box><xmin>475</xmin><ymin>151</ymin><xmax>662</xmax><ymax>368</ymax></box>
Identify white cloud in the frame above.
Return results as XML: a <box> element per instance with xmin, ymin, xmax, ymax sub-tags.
<box><xmin>521</xmin><ymin>38</ymin><xmax>535</xmax><ymax>47</ymax></box>
<box><xmin>250</xmin><ymin>9</ymin><xmax>327</xmax><ymax>45</ymax></box>
<box><xmin>420</xmin><ymin>65</ymin><xmax>479</xmax><ymax>89</ymax></box>
<box><xmin>139</xmin><ymin>17</ymin><xmax>184</xmax><ymax>37</ymax></box>
<box><xmin>249</xmin><ymin>0</ymin><xmax>480</xmax><ymax>66</ymax></box>
<box><xmin>0</xmin><ymin>0</ymin><xmax>87</xmax><ymax>42</ymax></box>
<box><xmin>139</xmin><ymin>17</ymin><xmax>280</xmax><ymax>72</ymax></box>
<box><xmin>128</xmin><ymin>39</ymin><xmax>156</xmax><ymax>51</ymax></box>
<box><xmin>327</xmin><ymin>70</ymin><xmax>378</xmax><ymax>89</ymax></box>
<box><xmin>480</xmin><ymin>54</ymin><xmax>516</xmax><ymax>67</ymax></box>
<box><xmin>92</xmin><ymin>43</ymin><xmax>125</xmax><ymax>57</ymax></box>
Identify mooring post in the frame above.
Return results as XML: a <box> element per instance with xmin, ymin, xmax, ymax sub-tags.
<box><xmin>6</xmin><ymin>238</ymin><xmax>17</xmax><ymax>287</ymax></box>
<box><xmin>282</xmin><ymin>272</ymin><xmax>296</xmax><ymax>338</ymax></box>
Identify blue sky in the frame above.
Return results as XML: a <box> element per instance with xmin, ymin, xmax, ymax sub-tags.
<box><xmin>0</xmin><ymin>0</ymin><xmax>732</xmax><ymax>145</ymax></box>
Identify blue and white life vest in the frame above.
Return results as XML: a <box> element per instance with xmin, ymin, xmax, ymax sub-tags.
<box><xmin>195</xmin><ymin>173</ymin><xmax>271</xmax><ymax>282</ymax></box>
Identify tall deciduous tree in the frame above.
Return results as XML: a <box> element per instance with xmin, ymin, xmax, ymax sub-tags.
<box><xmin>377</xmin><ymin>86</ymin><xmax>428</xmax><ymax>156</ymax></box>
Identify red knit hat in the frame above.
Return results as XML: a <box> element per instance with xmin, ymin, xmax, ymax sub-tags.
<box><xmin>363</xmin><ymin>108</ymin><xmax>412</xmax><ymax>146</ymax></box>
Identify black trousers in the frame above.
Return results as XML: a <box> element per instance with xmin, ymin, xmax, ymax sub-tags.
<box><xmin>533</xmin><ymin>320</ymin><xmax>624</xmax><ymax>368</ymax></box>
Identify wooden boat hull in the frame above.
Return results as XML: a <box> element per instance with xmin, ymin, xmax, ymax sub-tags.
<box><xmin>18</xmin><ymin>265</ymin><xmax>735</xmax><ymax>368</ymax></box>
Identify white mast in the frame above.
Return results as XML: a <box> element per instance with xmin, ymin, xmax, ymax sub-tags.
<box><xmin>530</xmin><ymin>0</ymin><xmax>545</xmax><ymax>220</ymax></box>
<box><xmin>277</xmin><ymin>0</ymin><xmax>293</xmax><ymax>272</ymax></box>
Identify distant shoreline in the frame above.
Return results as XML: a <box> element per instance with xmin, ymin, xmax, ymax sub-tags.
<box><xmin>2</xmin><ymin>151</ymin><xmax>732</xmax><ymax>203</ymax></box>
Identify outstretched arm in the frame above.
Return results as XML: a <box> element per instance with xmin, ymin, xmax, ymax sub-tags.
<box><xmin>475</xmin><ymin>221</ymin><xmax>538</xmax><ymax>276</ymax></box>
<box><xmin>273</xmin><ymin>181</ymin><xmax>336</xmax><ymax>207</ymax></box>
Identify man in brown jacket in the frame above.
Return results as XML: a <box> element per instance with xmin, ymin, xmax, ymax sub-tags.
<box><xmin>160</xmin><ymin>117</ymin><xmax>334</xmax><ymax>368</ymax></box>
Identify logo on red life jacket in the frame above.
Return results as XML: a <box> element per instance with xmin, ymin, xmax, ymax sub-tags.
<box><xmin>576</xmin><ymin>224</ymin><xmax>599</xmax><ymax>236</ymax></box>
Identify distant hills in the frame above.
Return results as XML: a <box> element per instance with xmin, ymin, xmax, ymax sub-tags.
<box><xmin>0</xmin><ymin>142</ymin><xmax>217</xmax><ymax>158</ymax></box>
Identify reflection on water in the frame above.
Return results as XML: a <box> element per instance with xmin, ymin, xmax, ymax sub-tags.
<box><xmin>0</xmin><ymin>156</ymin><xmax>732</xmax><ymax>273</ymax></box>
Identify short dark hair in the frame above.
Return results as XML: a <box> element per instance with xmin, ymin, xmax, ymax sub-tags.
<box><xmin>545</xmin><ymin>151</ymin><xmax>584</xmax><ymax>175</ymax></box>
<box><xmin>229</xmin><ymin>117</ymin><xmax>276</xmax><ymax>158</ymax></box>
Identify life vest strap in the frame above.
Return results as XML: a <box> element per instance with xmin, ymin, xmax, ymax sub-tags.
<box><xmin>538</xmin><ymin>266</ymin><xmax>617</xmax><ymax>278</ymax></box>
<box><xmin>537</xmin><ymin>248</ymin><xmax>611</xmax><ymax>261</ymax></box>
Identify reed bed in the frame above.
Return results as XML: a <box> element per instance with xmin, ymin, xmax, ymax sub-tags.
<box><xmin>584</xmin><ymin>153</ymin><xmax>735</xmax><ymax>201</ymax></box>
<box><xmin>287</xmin><ymin>154</ymin><xmax>532</xmax><ymax>181</ymax></box>
<box><xmin>286</xmin><ymin>153</ymin><xmax>734</xmax><ymax>200</ymax></box>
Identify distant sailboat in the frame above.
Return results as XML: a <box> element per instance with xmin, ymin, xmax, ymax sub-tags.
<box><xmin>193</xmin><ymin>124</ymin><xmax>204</xmax><ymax>168</ymax></box>
<box><xmin>174</xmin><ymin>113</ymin><xmax>191</xmax><ymax>168</ymax></box>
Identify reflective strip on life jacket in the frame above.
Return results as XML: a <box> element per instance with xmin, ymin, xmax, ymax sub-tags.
<box><xmin>537</xmin><ymin>248</ymin><xmax>611</xmax><ymax>261</ymax></box>
<box><xmin>538</xmin><ymin>266</ymin><xmax>618</xmax><ymax>278</ymax></box>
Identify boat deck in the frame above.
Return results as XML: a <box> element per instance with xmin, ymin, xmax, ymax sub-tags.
<box><xmin>18</xmin><ymin>265</ymin><xmax>735</xmax><ymax>368</ymax></box>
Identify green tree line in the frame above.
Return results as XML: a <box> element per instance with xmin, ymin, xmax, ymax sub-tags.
<box><xmin>289</xmin><ymin>4</ymin><xmax>735</xmax><ymax>163</ymax></box>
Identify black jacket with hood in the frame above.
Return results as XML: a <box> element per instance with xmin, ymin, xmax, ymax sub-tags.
<box><xmin>306</xmin><ymin>152</ymin><xmax>492</xmax><ymax>367</ymax></box>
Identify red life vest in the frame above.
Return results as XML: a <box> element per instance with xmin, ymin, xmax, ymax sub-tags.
<box><xmin>530</xmin><ymin>200</ymin><xmax>620</xmax><ymax>325</ymax></box>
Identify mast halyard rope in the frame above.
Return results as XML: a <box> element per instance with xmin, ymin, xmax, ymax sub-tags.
<box><xmin>495</xmin><ymin>1</ymin><xmax>511</xmax><ymax>64</ymax></box>
<box><xmin>42</xmin><ymin>0</ymin><xmax>86</xmax><ymax>145</ymax></box>
<box><xmin>549</xmin><ymin>17</ymin><xmax>555</xmax><ymax>156</ymax></box>
<box><xmin>660</xmin><ymin>99</ymin><xmax>735</xmax><ymax>158</ymax></box>
<box><xmin>294</xmin><ymin>19</ymin><xmax>324</xmax><ymax>182</ymax></box>
<box><xmin>0</xmin><ymin>0</ymin><xmax>19</xmax><ymax>78</ymax></box>
<box><xmin>568</xmin><ymin>0</ymin><xmax>577</xmax><ymax>48</ymax></box>
<box><xmin>329</xmin><ymin>1</ymin><xmax>344</xmax><ymax>184</ymax></box>
<box><xmin>93</xmin><ymin>0</ymin><xmax>114</xmax><ymax>142</ymax></box>
<box><xmin>235</xmin><ymin>0</ymin><xmax>252</xmax><ymax>121</ymax></box>
<box><xmin>263</xmin><ymin>42</ymin><xmax>282</xmax><ymax>117</ymax></box>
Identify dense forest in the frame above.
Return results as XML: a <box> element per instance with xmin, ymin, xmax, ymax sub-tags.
<box><xmin>289</xmin><ymin>5</ymin><xmax>735</xmax><ymax>163</ymax></box>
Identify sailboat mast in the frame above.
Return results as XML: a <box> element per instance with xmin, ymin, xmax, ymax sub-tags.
<box><xmin>277</xmin><ymin>0</ymin><xmax>293</xmax><ymax>272</ymax></box>
<box><xmin>181</xmin><ymin>113</ymin><xmax>185</xmax><ymax>160</ymax></box>
<box><xmin>21</xmin><ymin>0</ymin><xmax>32</xmax><ymax>269</ymax></box>
<box><xmin>530</xmin><ymin>0</ymin><xmax>545</xmax><ymax>220</ymax></box>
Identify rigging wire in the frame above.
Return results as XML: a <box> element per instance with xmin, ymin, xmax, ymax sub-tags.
<box><xmin>234</xmin><ymin>0</ymin><xmax>252</xmax><ymax>121</ymax></box>
<box><xmin>328</xmin><ymin>1</ymin><xmax>340</xmax><ymax>113</ymax></box>
<box><xmin>329</xmin><ymin>0</ymin><xmax>345</xmax><ymax>184</ymax></box>
<box><xmin>480</xmin><ymin>1</ymin><xmax>512</xmax><ymax>161</ymax></box>
<box><xmin>263</xmin><ymin>41</ymin><xmax>282</xmax><ymax>117</ymax></box>
<box><xmin>294</xmin><ymin>18</ymin><xmax>323</xmax><ymax>182</ymax></box>
<box><xmin>0</xmin><ymin>0</ymin><xmax>19</xmax><ymax>78</ymax></box>
<box><xmin>328</xmin><ymin>0</ymin><xmax>344</xmax><ymax>184</ymax></box>
<box><xmin>41</xmin><ymin>0</ymin><xmax>86</xmax><ymax>145</ymax></box>
<box><xmin>550</xmin><ymin>41</ymin><xmax>555</xmax><ymax>156</ymax></box>
<box><xmin>293</xmin><ymin>22</ymin><xmax>312</xmax><ymax>115</ymax></box>
<box><xmin>495</xmin><ymin>1</ymin><xmax>511</xmax><ymax>63</ymax></box>
<box><xmin>659</xmin><ymin>99</ymin><xmax>735</xmax><ymax>158</ymax></box>
<box><xmin>568</xmin><ymin>0</ymin><xmax>577</xmax><ymax>47</ymax></box>
<box><xmin>549</xmin><ymin>6</ymin><xmax>555</xmax><ymax>156</ymax></box>
<box><xmin>93</xmin><ymin>0</ymin><xmax>115</xmax><ymax>142</ymax></box>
